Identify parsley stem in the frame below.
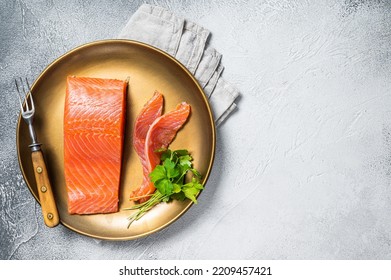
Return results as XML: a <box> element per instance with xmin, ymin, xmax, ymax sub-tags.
<box><xmin>174</xmin><ymin>172</ymin><xmax>186</xmax><ymax>184</ymax></box>
<box><xmin>126</xmin><ymin>191</ymin><xmax>169</xmax><ymax>228</ymax></box>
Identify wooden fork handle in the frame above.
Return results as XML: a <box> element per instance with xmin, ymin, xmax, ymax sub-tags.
<box><xmin>31</xmin><ymin>150</ymin><xmax>60</xmax><ymax>227</ymax></box>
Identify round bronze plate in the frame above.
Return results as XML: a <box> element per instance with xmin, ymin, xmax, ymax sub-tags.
<box><xmin>16</xmin><ymin>40</ymin><xmax>216</xmax><ymax>240</ymax></box>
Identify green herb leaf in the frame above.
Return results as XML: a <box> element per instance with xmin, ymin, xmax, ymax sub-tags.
<box><xmin>172</xmin><ymin>192</ymin><xmax>186</xmax><ymax>201</ymax></box>
<box><xmin>190</xmin><ymin>168</ymin><xmax>202</xmax><ymax>179</ymax></box>
<box><xmin>179</xmin><ymin>154</ymin><xmax>192</xmax><ymax>168</ymax></box>
<box><xmin>182</xmin><ymin>178</ymin><xmax>204</xmax><ymax>204</ymax></box>
<box><xmin>172</xmin><ymin>183</ymin><xmax>182</xmax><ymax>193</ymax></box>
<box><xmin>163</xmin><ymin>158</ymin><xmax>180</xmax><ymax>179</ymax></box>
<box><xmin>155</xmin><ymin>178</ymin><xmax>173</xmax><ymax>196</ymax></box>
<box><xmin>149</xmin><ymin>165</ymin><xmax>166</xmax><ymax>183</ymax></box>
<box><xmin>175</xmin><ymin>149</ymin><xmax>190</xmax><ymax>156</ymax></box>
<box><xmin>159</xmin><ymin>149</ymin><xmax>172</xmax><ymax>161</ymax></box>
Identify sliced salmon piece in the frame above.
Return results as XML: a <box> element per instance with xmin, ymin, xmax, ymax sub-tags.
<box><xmin>130</xmin><ymin>91</ymin><xmax>163</xmax><ymax>200</ymax></box>
<box><xmin>133</xmin><ymin>92</ymin><xmax>163</xmax><ymax>177</ymax></box>
<box><xmin>131</xmin><ymin>102</ymin><xmax>191</xmax><ymax>202</ymax></box>
<box><xmin>64</xmin><ymin>76</ymin><xmax>127</xmax><ymax>214</ymax></box>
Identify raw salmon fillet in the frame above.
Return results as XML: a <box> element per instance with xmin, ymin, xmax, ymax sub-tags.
<box><xmin>64</xmin><ymin>76</ymin><xmax>127</xmax><ymax>214</ymax></box>
<box><xmin>131</xmin><ymin>100</ymin><xmax>191</xmax><ymax>202</ymax></box>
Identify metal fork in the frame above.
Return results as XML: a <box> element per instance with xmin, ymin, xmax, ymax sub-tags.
<box><xmin>15</xmin><ymin>77</ymin><xmax>59</xmax><ymax>228</ymax></box>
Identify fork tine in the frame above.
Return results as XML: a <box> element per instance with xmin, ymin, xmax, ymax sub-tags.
<box><xmin>19</xmin><ymin>77</ymin><xmax>30</xmax><ymax>111</ymax></box>
<box><xmin>14</xmin><ymin>78</ymin><xmax>25</xmax><ymax>112</ymax></box>
<box><xmin>25</xmin><ymin>77</ymin><xmax>34</xmax><ymax>111</ymax></box>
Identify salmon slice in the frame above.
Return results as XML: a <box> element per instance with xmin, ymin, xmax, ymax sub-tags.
<box><xmin>64</xmin><ymin>76</ymin><xmax>127</xmax><ymax>214</ymax></box>
<box><xmin>131</xmin><ymin>101</ymin><xmax>191</xmax><ymax>202</ymax></box>
<box><xmin>130</xmin><ymin>91</ymin><xmax>163</xmax><ymax>200</ymax></box>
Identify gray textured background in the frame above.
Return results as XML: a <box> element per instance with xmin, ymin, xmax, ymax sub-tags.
<box><xmin>1</xmin><ymin>0</ymin><xmax>391</xmax><ymax>259</ymax></box>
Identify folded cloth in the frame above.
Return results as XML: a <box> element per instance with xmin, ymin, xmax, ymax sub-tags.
<box><xmin>118</xmin><ymin>4</ymin><xmax>239</xmax><ymax>126</ymax></box>
<box><xmin>118</xmin><ymin>4</ymin><xmax>183</xmax><ymax>56</ymax></box>
<box><xmin>195</xmin><ymin>45</ymin><xmax>222</xmax><ymax>90</ymax></box>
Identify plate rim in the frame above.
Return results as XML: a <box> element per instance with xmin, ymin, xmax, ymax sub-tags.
<box><xmin>16</xmin><ymin>39</ymin><xmax>216</xmax><ymax>240</ymax></box>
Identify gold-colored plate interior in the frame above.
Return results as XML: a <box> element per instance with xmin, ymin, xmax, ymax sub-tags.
<box><xmin>16</xmin><ymin>40</ymin><xmax>216</xmax><ymax>240</ymax></box>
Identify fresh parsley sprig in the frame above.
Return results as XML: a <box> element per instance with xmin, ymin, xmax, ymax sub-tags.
<box><xmin>126</xmin><ymin>149</ymin><xmax>203</xmax><ymax>228</ymax></box>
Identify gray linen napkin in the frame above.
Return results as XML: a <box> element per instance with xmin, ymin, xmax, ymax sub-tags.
<box><xmin>118</xmin><ymin>4</ymin><xmax>239</xmax><ymax>126</ymax></box>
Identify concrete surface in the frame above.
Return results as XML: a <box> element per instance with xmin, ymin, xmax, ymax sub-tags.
<box><xmin>1</xmin><ymin>0</ymin><xmax>391</xmax><ymax>259</ymax></box>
